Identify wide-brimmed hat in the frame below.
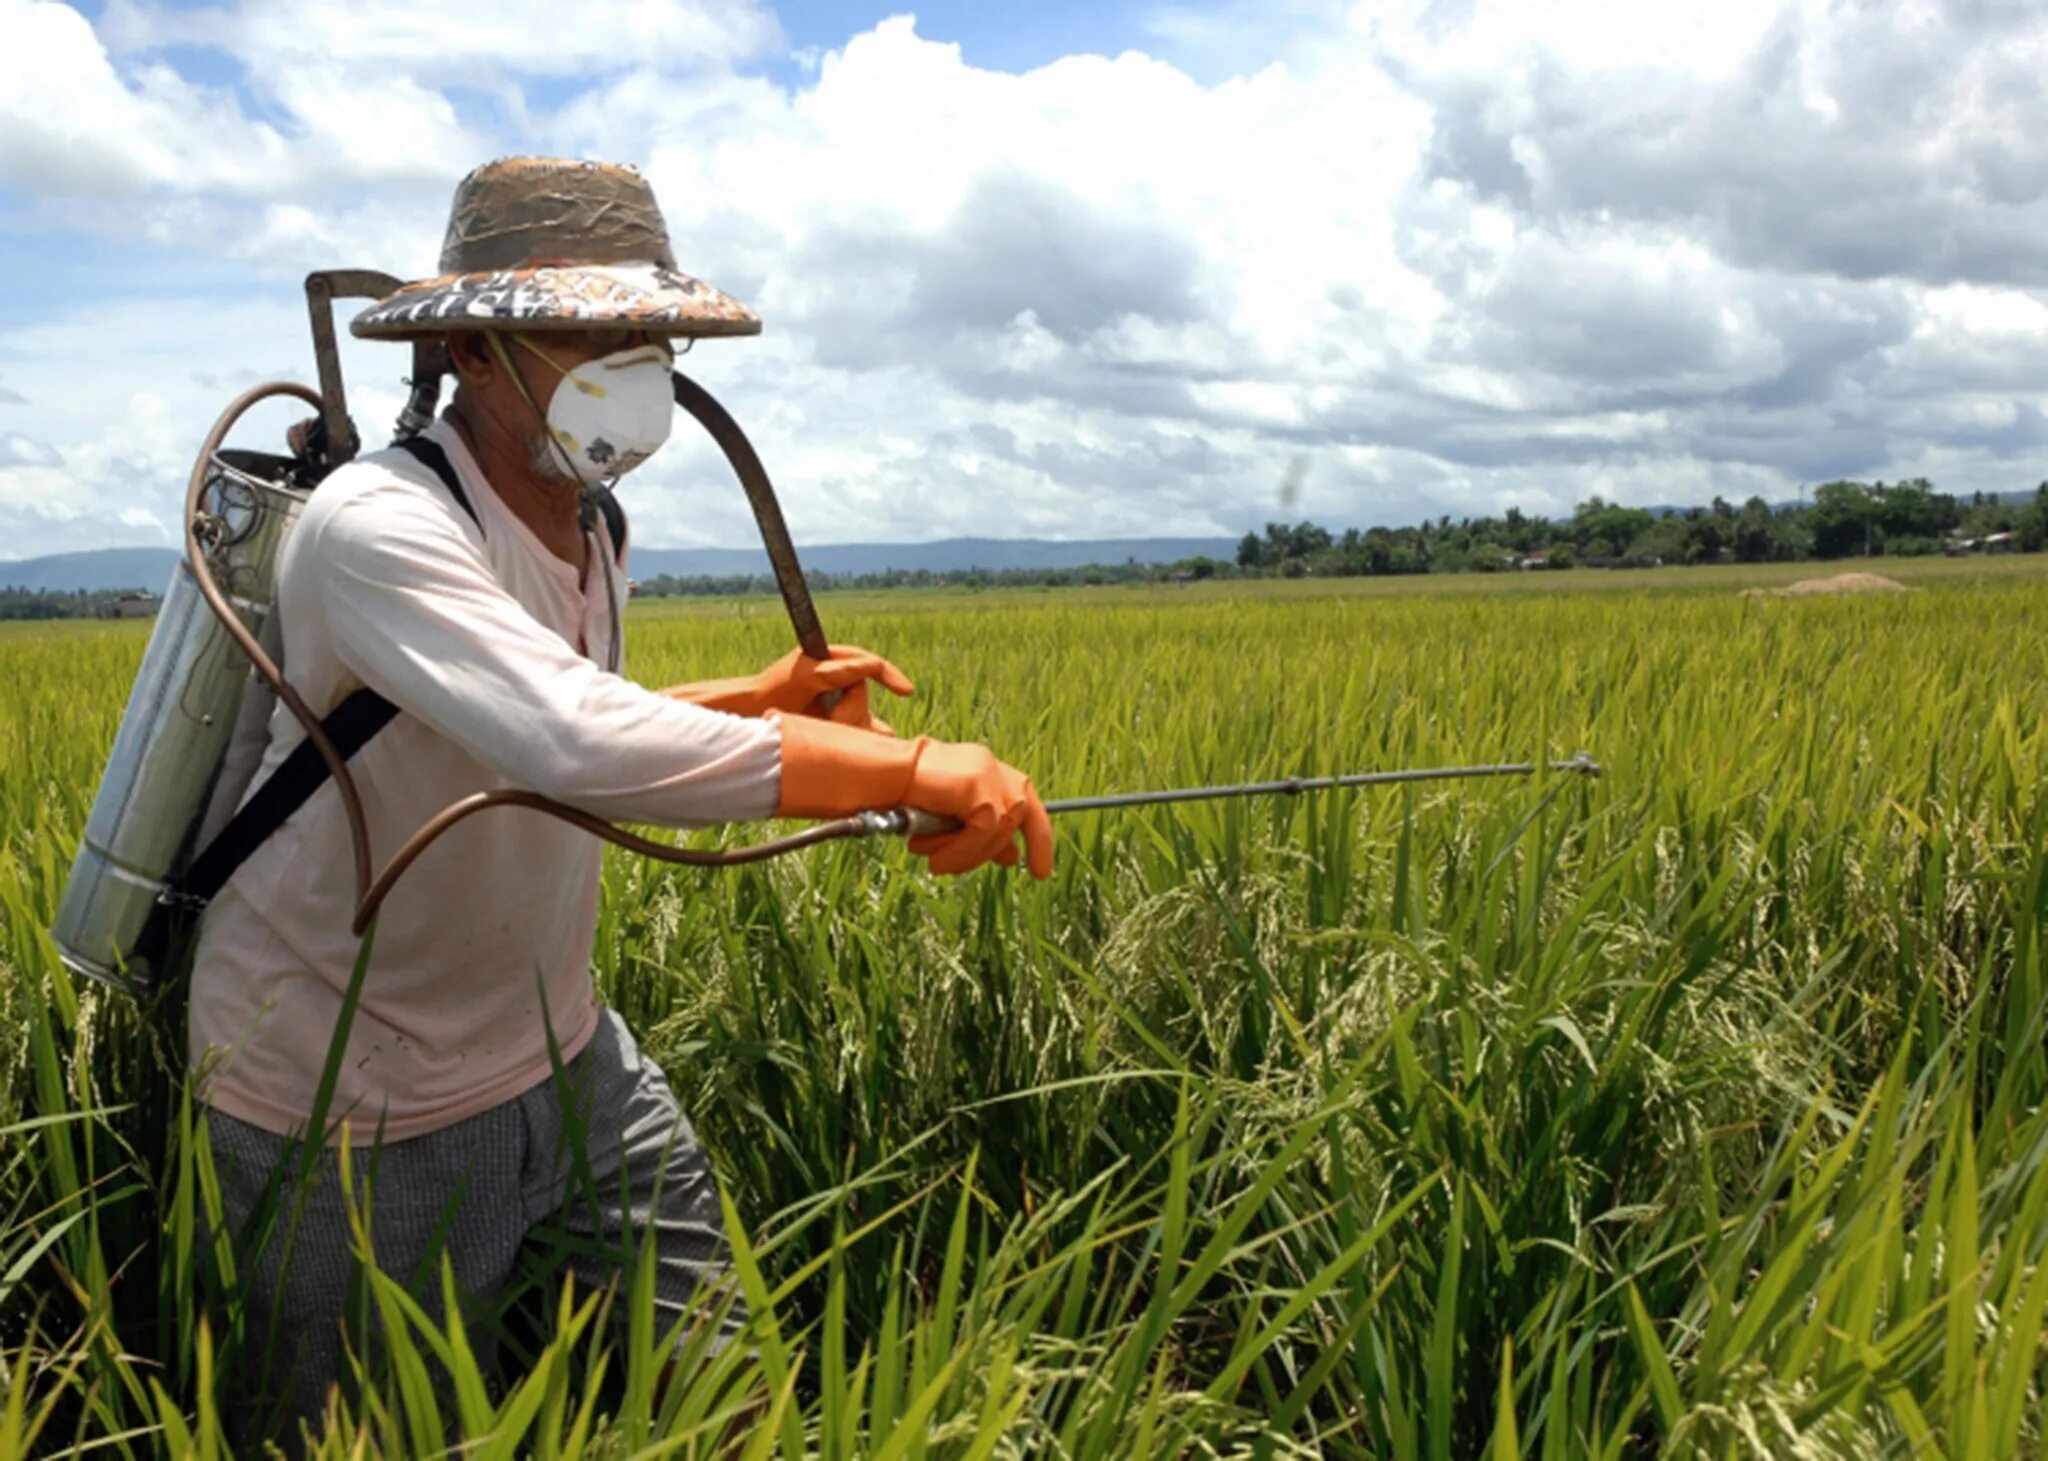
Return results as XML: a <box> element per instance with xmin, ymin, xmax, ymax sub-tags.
<box><xmin>351</xmin><ymin>157</ymin><xmax>760</xmax><ymax>341</ymax></box>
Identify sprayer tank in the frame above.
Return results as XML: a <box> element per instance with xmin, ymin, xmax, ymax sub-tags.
<box><xmin>51</xmin><ymin>452</ymin><xmax>305</xmax><ymax>990</ymax></box>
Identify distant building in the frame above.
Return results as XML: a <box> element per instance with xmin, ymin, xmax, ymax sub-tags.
<box><xmin>1947</xmin><ymin>532</ymin><xmax>2014</xmax><ymax>556</ymax></box>
<box><xmin>100</xmin><ymin>591</ymin><xmax>160</xmax><ymax>620</ymax></box>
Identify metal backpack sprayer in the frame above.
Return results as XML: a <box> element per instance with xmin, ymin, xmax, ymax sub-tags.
<box><xmin>50</xmin><ymin>458</ymin><xmax>296</xmax><ymax>990</ymax></box>
<box><xmin>52</xmin><ymin>272</ymin><xmax>448</xmax><ymax>988</ymax></box>
<box><xmin>52</xmin><ymin>157</ymin><xmax>1600</xmax><ymax>992</ymax></box>
<box><xmin>50</xmin><ymin>158</ymin><xmax>804</xmax><ymax>989</ymax></box>
<box><xmin>48</xmin><ymin>252</ymin><xmax>821</xmax><ymax>990</ymax></box>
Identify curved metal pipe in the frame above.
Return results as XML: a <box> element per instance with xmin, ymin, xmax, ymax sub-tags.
<box><xmin>186</xmin><ymin>375</ymin><xmax>1603</xmax><ymax>949</ymax></box>
<box><xmin>351</xmin><ymin>796</ymin><xmax>872</xmax><ymax>933</ymax></box>
<box><xmin>395</xmin><ymin>339</ymin><xmax>449</xmax><ymax>440</ymax></box>
<box><xmin>187</xmin><ymin>376</ymin><xmax>876</xmax><ymax>941</ymax></box>
<box><xmin>186</xmin><ymin>382</ymin><xmax>378</xmax><ymax>905</ymax></box>
<box><xmin>671</xmin><ymin>371</ymin><xmax>832</xmax><ymax>661</ymax></box>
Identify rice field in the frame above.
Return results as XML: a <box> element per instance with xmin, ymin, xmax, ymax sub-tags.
<box><xmin>3</xmin><ymin>557</ymin><xmax>2048</xmax><ymax>1456</ymax></box>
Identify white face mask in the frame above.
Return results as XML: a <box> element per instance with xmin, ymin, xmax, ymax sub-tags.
<box><xmin>509</xmin><ymin>337</ymin><xmax>675</xmax><ymax>486</ymax></box>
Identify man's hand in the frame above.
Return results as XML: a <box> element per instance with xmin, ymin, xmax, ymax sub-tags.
<box><xmin>664</xmin><ymin>645</ymin><xmax>913</xmax><ymax>735</ymax></box>
<box><xmin>772</xmin><ymin>716</ymin><xmax>1055</xmax><ymax>880</ymax></box>
<box><xmin>897</xmin><ymin>740</ymin><xmax>1055</xmax><ymax>879</ymax></box>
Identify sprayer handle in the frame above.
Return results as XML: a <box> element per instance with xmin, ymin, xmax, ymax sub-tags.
<box><xmin>901</xmin><ymin>807</ymin><xmax>961</xmax><ymax>838</ymax></box>
<box><xmin>859</xmin><ymin>807</ymin><xmax>963</xmax><ymax>839</ymax></box>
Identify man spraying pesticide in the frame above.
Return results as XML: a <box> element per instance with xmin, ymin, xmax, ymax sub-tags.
<box><xmin>53</xmin><ymin>157</ymin><xmax>1596</xmax><ymax>1439</ymax></box>
<box><xmin>56</xmin><ymin>157</ymin><xmax>1043</xmax><ymax>1430</ymax></box>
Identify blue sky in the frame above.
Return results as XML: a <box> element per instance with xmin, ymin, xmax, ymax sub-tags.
<box><xmin>70</xmin><ymin>0</ymin><xmax>1166</xmax><ymax>72</ymax></box>
<box><xmin>776</xmin><ymin>0</ymin><xmax>1156</xmax><ymax>73</ymax></box>
<box><xmin>0</xmin><ymin>2</ymin><xmax>1218</xmax><ymax>330</ymax></box>
<box><xmin>4</xmin><ymin>0</ymin><xmax>2047</xmax><ymax>560</ymax></box>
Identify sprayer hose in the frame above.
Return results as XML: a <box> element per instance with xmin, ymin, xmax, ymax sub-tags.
<box><xmin>187</xmin><ymin>383</ymin><xmax>880</xmax><ymax>940</ymax></box>
<box><xmin>185</xmin><ymin>383</ymin><xmax>377</xmax><ymax>902</ymax></box>
<box><xmin>357</xmin><ymin>793</ymin><xmax>872</xmax><ymax>932</ymax></box>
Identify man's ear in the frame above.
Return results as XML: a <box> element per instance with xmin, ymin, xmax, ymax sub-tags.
<box><xmin>446</xmin><ymin>332</ymin><xmax>494</xmax><ymax>386</ymax></box>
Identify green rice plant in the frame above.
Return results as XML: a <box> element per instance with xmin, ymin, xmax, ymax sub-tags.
<box><xmin>2</xmin><ymin>562</ymin><xmax>2046</xmax><ymax>1454</ymax></box>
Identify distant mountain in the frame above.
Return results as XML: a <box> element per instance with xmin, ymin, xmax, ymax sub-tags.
<box><xmin>15</xmin><ymin>487</ymin><xmax>2041</xmax><ymax>592</ymax></box>
<box><xmin>0</xmin><ymin>549</ymin><xmax>183</xmax><ymax>593</ymax></box>
<box><xmin>626</xmin><ymin>537</ymin><xmax>1238</xmax><ymax>579</ymax></box>
<box><xmin>1</xmin><ymin>537</ymin><xmax>1239</xmax><ymax>593</ymax></box>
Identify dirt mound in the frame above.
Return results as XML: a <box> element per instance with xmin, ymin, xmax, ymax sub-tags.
<box><xmin>1741</xmin><ymin>572</ymin><xmax>1913</xmax><ymax>599</ymax></box>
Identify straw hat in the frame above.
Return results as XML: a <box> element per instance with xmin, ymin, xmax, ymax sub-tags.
<box><xmin>351</xmin><ymin>157</ymin><xmax>760</xmax><ymax>340</ymax></box>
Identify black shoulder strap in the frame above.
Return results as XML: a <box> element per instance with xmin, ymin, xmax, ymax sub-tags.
<box><xmin>394</xmin><ymin>435</ymin><xmax>483</xmax><ymax>534</ymax></box>
<box><xmin>175</xmin><ymin>688</ymin><xmax>397</xmax><ymax>905</ymax></box>
<box><xmin>171</xmin><ymin>435</ymin><xmax>627</xmax><ymax>911</ymax></box>
<box><xmin>397</xmin><ymin>433</ymin><xmax>628</xmax><ymax>565</ymax></box>
<box><xmin>171</xmin><ymin>434</ymin><xmax>477</xmax><ymax>910</ymax></box>
<box><xmin>590</xmin><ymin>485</ymin><xmax>628</xmax><ymax>563</ymax></box>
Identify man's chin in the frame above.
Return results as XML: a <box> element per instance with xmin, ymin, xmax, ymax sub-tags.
<box><xmin>526</xmin><ymin>442</ymin><xmax>583</xmax><ymax>490</ymax></box>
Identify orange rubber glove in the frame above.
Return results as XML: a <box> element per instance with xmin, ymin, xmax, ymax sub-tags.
<box><xmin>664</xmin><ymin>645</ymin><xmax>912</xmax><ymax>735</ymax></box>
<box><xmin>774</xmin><ymin>714</ymin><xmax>1054</xmax><ymax>879</ymax></box>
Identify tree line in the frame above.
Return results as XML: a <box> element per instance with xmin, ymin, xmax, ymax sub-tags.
<box><xmin>1231</xmin><ymin>480</ymin><xmax>2048</xmax><ymax>577</ymax></box>
<box><xmin>635</xmin><ymin>479</ymin><xmax>2048</xmax><ymax>596</ymax></box>
<box><xmin>9</xmin><ymin>479</ymin><xmax>2045</xmax><ymax>619</ymax></box>
<box><xmin>0</xmin><ymin>588</ymin><xmax>137</xmax><ymax>622</ymax></box>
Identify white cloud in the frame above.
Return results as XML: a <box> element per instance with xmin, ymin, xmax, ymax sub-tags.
<box><xmin>0</xmin><ymin>433</ymin><xmax>64</xmax><ymax>468</ymax></box>
<box><xmin>1377</xmin><ymin>0</ymin><xmax>1790</xmax><ymax>80</ymax></box>
<box><xmin>99</xmin><ymin>0</ymin><xmax>781</xmax><ymax>76</ymax></box>
<box><xmin>0</xmin><ymin>295</ymin><xmax>343</xmax><ymax>556</ymax></box>
<box><xmin>0</xmin><ymin>0</ymin><xmax>290</xmax><ymax>194</ymax></box>
<box><xmin>1406</xmin><ymin>0</ymin><xmax>2048</xmax><ymax>287</ymax></box>
<box><xmin>5</xmin><ymin>0</ymin><xmax>2048</xmax><ymax>563</ymax></box>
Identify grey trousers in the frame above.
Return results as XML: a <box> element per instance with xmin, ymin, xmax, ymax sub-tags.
<box><xmin>207</xmin><ymin>1010</ymin><xmax>743</xmax><ymax>1437</ymax></box>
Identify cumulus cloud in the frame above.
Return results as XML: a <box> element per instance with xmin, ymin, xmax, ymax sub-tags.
<box><xmin>0</xmin><ymin>434</ymin><xmax>64</xmax><ymax>468</ymax></box>
<box><xmin>0</xmin><ymin>295</ymin><xmax>334</xmax><ymax>556</ymax></box>
<box><xmin>1407</xmin><ymin>0</ymin><xmax>2048</xmax><ymax>287</ymax></box>
<box><xmin>100</xmin><ymin>0</ymin><xmax>781</xmax><ymax>77</ymax></box>
<box><xmin>0</xmin><ymin>0</ymin><xmax>289</xmax><ymax>195</ymax></box>
<box><xmin>2</xmin><ymin>0</ymin><xmax>777</xmax><ymax>253</ymax></box>
<box><xmin>3</xmin><ymin>0</ymin><xmax>2048</xmax><ymax>561</ymax></box>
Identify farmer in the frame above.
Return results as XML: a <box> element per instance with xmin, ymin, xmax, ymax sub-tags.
<box><xmin>189</xmin><ymin>156</ymin><xmax>1053</xmax><ymax>1432</ymax></box>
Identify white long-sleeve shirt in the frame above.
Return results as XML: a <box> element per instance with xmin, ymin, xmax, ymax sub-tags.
<box><xmin>190</xmin><ymin>417</ymin><xmax>780</xmax><ymax>1141</ymax></box>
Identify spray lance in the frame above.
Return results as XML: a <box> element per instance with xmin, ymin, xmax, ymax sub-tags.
<box><xmin>51</xmin><ymin>270</ymin><xmax>1599</xmax><ymax>989</ymax></box>
<box><xmin>662</xmin><ymin>371</ymin><xmax>1603</xmax><ymax>838</ymax></box>
<box><xmin>350</xmin><ymin>372</ymin><xmax>1601</xmax><ymax>929</ymax></box>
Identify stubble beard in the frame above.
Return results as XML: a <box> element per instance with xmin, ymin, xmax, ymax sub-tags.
<box><xmin>527</xmin><ymin>430</ymin><xmax>582</xmax><ymax>490</ymax></box>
